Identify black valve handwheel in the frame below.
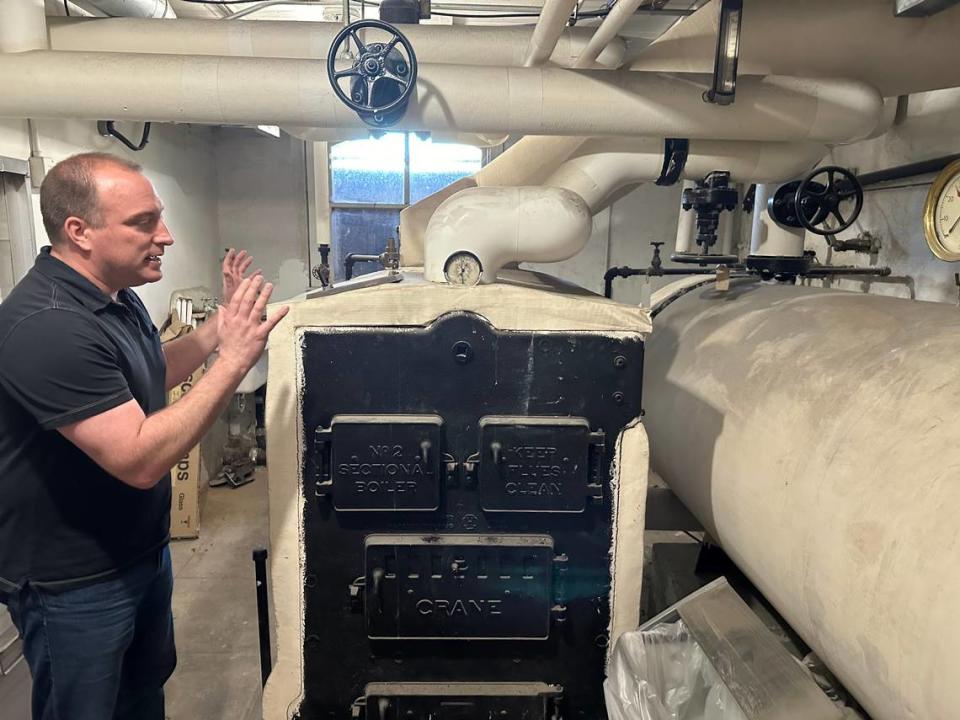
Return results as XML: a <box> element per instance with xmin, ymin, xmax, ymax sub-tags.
<box><xmin>326</xmin><ymin>19</ymin><xmax>418</xmax><ymax>120</ymax></box>
<box><xmin>794</xmin><ymin>165</ymin><xmax>864</xmax><ymax>236</ymax></box>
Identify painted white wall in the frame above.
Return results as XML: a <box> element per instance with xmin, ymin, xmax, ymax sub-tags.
<box><xmin>0</xmin><ymin>118</ymin><xmax>221</xmax><ymax>324</ymax></box>
<box><xmin>214</xmin><ymin>128</ymin><xmax>313</xmax><ymax>302</ymax></box>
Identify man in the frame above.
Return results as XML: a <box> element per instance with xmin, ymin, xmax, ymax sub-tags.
<box><xmin>0</xmin><ymin>152</ymin><xmax>288</xmax><ymax>720</ymax></box>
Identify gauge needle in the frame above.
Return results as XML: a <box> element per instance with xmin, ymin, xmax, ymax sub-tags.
<box><xmin>949</xmin><ymin>215</ymin><xmax>960</xmax><ymax>235</ymax></box>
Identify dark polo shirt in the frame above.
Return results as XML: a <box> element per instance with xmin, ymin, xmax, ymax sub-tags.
<box><xmin>0</xmin><ymin>248</ymin><xmax>170</xmax><ymax>591</ymax></box>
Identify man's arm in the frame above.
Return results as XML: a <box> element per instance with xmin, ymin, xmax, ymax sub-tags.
<box><xmin>162</xmin><ymin>249</ymin><xmax>258</xmax><ymax>391</ymax></box>
<box><xmin>60</xmin><ymin>276</ymin><xmax>288</xmax><ymax>490</ymax></box>
<box><xmin>162</xmin><ymin>320</ymin><xmax>218</xmax><ymax>391</ymax></box>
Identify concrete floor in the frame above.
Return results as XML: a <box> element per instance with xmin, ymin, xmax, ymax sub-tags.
<box><xmin>166</xmin><ymin>471</ymin><xmax>269</xmax><ymax>720</ymax></box>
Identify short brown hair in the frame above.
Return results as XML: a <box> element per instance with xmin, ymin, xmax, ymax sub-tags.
<box><xmin>40</xmin><ymin>153</ymin><xmax>142</xmax><ymax>244</ymax></box>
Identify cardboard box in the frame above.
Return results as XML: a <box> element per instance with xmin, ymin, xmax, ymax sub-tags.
<box><xmin>171</xmin><ymin>441</ymin><xmax>202</xmax><ymax>540</ymax></box>
<box><xmin>162</xmin><ymin>314</ymin><xmax>205</xmax><ymax>540</ymax></box>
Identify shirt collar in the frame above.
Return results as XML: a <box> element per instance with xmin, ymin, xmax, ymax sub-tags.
<box><xmin>34</xmin><ymin>247</ymin><xmax>116</xmax><ymax>313</ymax></box>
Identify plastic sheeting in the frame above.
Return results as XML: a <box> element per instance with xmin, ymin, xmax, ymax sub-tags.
<box><xmin>604</xmin><ymin>620</ymin><xmax>749</xmax><ymax>720</ymax></box>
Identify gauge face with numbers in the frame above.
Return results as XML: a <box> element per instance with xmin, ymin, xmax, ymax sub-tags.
<box><xmin>924</xmin><ymin>159</ymin><xmax>960</xmax><ymax>261</ymax></box>
<box><xmin>444</xmin><ymin>252</ymin><xmax>483</xmax><ymax>286</ymax></box>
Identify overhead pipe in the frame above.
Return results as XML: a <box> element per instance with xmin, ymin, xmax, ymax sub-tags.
<box><xmin>0</xmin><ymin>53</ymin><xmax>884</xmax><ymax>140</ymax></box>
<box><xmin>545</xmin><ymin>138</ymin><xmax>826</xmax><ymax>212</ymax></box>
<box><xmin>404</xmin><ymin>133</ymin><xmax>824</xmax><ymax>266</ymax></box>
<box><xmin>572</xmin><ymin>0</ymin><xmax>650</xmax><ymax>69</ymax></box>
<box><xmin>71</xmin><ymin>0</ymin><xmax>175</xmax><ymax>17</ymax></box>
<box><xmin>476</xmin><ymin>136</ymin><xmax>588</xmax><ymax>188</ymax></box>
<box><xmin>421</xmin><ymin>138</ymin><xmax>825</xmax><ymax>281</ymax></box>
<box><xmin>523</xmin><ymin>0</ymin><xmax>579</xmax><ymax>67</ymax></box>
<box><xmin>284</xmin><ymin>126</ymin><xmax>506</xmax><ymax>148</ymax></box>
<box><xmin>167</xmin><ymin>0</ymin><xmax>227</xmax><ymax>18</ymax></box>
<box><xmin>46</xmin><ymin>17</ymin><xmax>626</xmax><ymax>69</ymax></box>
<box><xmin>0</xmin><ymin>0</ymin><xmax>46</xmax><ymax>53</ymax></box>
<box><xmin>631</xmin><ymin>0</ymin><xmax>960</xmax><ymax>96</ymax></box>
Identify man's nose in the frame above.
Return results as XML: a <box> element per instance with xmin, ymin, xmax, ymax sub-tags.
<box><xmin>156</xmin><ymin>221</ymin><xmax>174</xmax><ymax>245</ymax></box>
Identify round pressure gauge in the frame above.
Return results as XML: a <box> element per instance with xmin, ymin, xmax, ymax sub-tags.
<box><xmin>444</xmin><ymin>252</ymin><xmax>482</xmax><ymax>286</ymax></box>
<box><xmin>923</xmin><ymin>159</ymin><xmax>960</xmax><ymax>261</ymax></box>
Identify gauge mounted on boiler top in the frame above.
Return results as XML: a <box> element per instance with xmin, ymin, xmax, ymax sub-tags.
<box><xmin>923</xmin><ymin>159</ymin><xmax>960</xmax><ymax>261</ymax></box>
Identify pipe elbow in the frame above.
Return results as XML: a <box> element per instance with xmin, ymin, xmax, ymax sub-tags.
<box><xmin>424</xmin><ymin>186</ymin><xmax>591</xmax><ymax>284</ymax></box>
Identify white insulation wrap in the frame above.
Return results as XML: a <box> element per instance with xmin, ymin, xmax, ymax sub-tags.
<box><xmin>0</xmin><ymin>0</ymin><xmax>45</xmax><ymax>53</ymax></box>
<box><xmin>548</xmin><ymin>138</ymin><xmax>826</xmax><ymax>211</ymax></box>
<box><xmin>631</xmin><ymin>0</ymin><xmax>960</xmax><ymax>97</ymax></box>
<box><xmin>749</xmin><ymin>183</ymin><xmax>805</xmax><ymax>257</ymax></box>
<box><xmin>0</xmin><ymin>52</ymin><xmax>883</xmax><ymax>141</ymax></box>
<box><xmin>643</xmin><ymin>279</ymin><xmax>960</xmax><ymax>720</ymax></box>
<box><xmin>423</xmin><ymin>186</ymin><xmax>591</xmax><ymax>284</ymax></box>
<box><xmin>47</xmin><ymin>16</ymin><xmax>626</xmax><ymax>68</ymax></box>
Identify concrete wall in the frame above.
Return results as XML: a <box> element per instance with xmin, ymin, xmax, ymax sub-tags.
<box><xmin>0</xmin><ymin>118</ymin><xmax>221</xmax><ymax>323</ymax></box>
<box><xmin>214</xmin><ymin>128</ymin><xmax>315</xmax><ymax>303</ymax></box>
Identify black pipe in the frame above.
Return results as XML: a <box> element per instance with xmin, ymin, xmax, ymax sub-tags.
<box><xmin>858</xmin><ymin>154</ymin><xmax>960</xmax><ymax>188</ymax></box>
<box><xmin>252</xmin><ymin>547</ymin><xmax>272</xmax><ymax>687</ymax></box>
<box><xmin>344</xmin><ymin>253</ymin><xmax>380</xmax><ymax>280</ymax></box>
<box><xmin>805</xmin><ymin>265</ymin><xmax>892</xmax><ymax>277</ymax></box>
<box><xmin>603</xmin><ymin>265</ymin><xmax>718</xmax><ymax>299</ymax></box>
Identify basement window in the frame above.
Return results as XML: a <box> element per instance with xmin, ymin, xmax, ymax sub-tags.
<box><xmin>329</xmin><ymin>133</ymin><xmax>482</xmax><ymax>281</ymax></box>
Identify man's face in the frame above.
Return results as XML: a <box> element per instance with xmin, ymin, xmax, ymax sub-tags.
<box><xmin>84</xmin><ymin>166</ymin><xmax>174</xmax><ymax>290</ymax></box>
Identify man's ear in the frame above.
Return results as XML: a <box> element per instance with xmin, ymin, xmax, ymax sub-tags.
<box><xmin>63</xmin><ymin>216</ymin><xmax>93</xmax><ymax>252</ymax></box>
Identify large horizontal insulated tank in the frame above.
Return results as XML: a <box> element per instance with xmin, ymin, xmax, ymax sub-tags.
<box><xmin>643</xmin><ymin>279</ymin><xmax>960</xmax><ymax>720</ymax></box>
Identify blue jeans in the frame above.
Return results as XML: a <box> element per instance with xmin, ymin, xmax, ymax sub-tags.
<box><xmin>2</xmin><ymin>546</ymin><xmax>176</xmax><ymax>720</ymax></box>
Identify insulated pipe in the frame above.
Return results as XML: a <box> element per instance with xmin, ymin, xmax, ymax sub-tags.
<box><xmin>284</xmin><ymin>126</ymin><xmax>507</xmax><ymax>148</ymax></box>
<box><xmin>423</xmin><ymin>186</ymin><xmax>591</xmax><ymax>284</ymax></box>
<box><xmin>76</xmin><ymin>0</ymin><xmax>175</xmax><ymax>17</ymax></box>
<box><xmin>644</xmin><ymin>279</ymin><xmax>960</xmax><ymax>720</ymax></box>
<box><xmin>749</xmin><ymin>183</ymin><xmax>804</xmax><ymax>257</ymax></box>
<box><xmin>0</xmin><ymin>0</ymin><xmax>46</xmax><ymax>53</ymax></box>
<box><xmin>572</xmin><ymin>0</ymin><xmax>647</xmax><ymax>69</ymax></box>
<box><xmin>545</xmin><ymin>139</ymin><xmax>826</xmax><ymax>212</ymax></box>
<box><xmin>46</xmin><ymin>17</ymin><xmax>627</xmax><ymax>68</ymax></box>
<box><xmin>630</xmin><ymin>0</ymin><xmax>960</xmax><ymax>96</ymax></box>
<box><xmin>523</xmin><ymin>0</ymin><xmax>579</xmax><ymax>67</ymax></box>
<box><xmin>718</xmin><ymin>204</ymin><xmax>736</xmax><ymax>256</ymax></box>
<box><xmin>674</xmin><ymin>180</ymin><xmax>697</xmax><ymax>254</ymax></box>
<box><xmin>545</xmin><ymin>138</ymin><xmax>664</xmax><ymax>210</ymax></box>
<box><xmin>476</xmin><ymin>136</ymin><xmax>588</xmax><ymax>188</ymax></box>
<box><xmin>0</xmin><ymin>53</ymin><xmax>884</xmax><ymax>141</ymax></box>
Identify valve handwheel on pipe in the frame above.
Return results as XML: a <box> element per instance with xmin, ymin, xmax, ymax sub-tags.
<box><xmin>795</xmin><ymin>165</ymin><xmax>864</xmax><ymax>235</ymax></box>
<box><xmin>326</xmin><ymin>19</ymin><xmax>418</xmax><ymax>127</ymax></box>
<box><xmin>768</xmin><ymin>166</ymin><xmax>864</xmax><ymax>235</ymax></box>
